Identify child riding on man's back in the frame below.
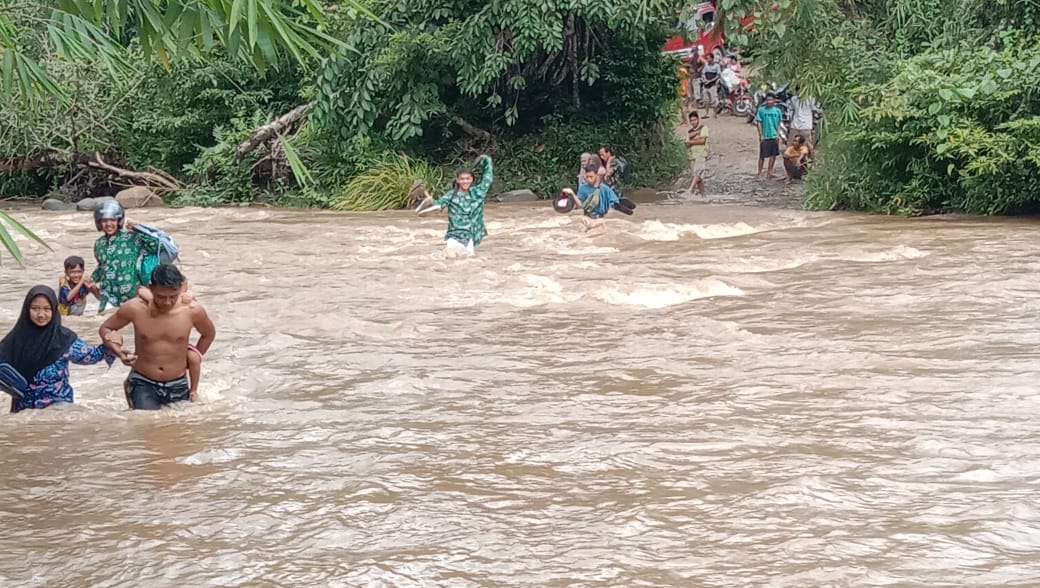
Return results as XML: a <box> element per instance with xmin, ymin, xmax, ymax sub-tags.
<box><xmin>561</xmin><ymin>165</ymin><xmax>636</xmax><ymax>231</ymax></box>
<box><xmin>91</xmin><ymin>200</ymin><xmax>203</xmax><ymax>400</ymax></box>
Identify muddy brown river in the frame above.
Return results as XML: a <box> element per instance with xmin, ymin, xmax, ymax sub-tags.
<box><xmin>2</xmin><ymin>202</ymin><xmax>1040</xmax><ymax>586</ymax></box>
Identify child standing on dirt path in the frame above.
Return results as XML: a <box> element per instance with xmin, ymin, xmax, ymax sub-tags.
<box><xmin>678</xmin><ymin>63</ymin><xmax>692</xmax><ymax>125</ymax></box>
<box><xmin>686</xmin><ymin>112</ymin><xmax>710</xmax><ymax>196</ymax></box>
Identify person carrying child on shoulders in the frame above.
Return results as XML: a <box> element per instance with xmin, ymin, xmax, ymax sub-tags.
<box><xmin>90</xmin><ymin>199</ymin><xmax>204</xmax><ymax>399</ymax></box>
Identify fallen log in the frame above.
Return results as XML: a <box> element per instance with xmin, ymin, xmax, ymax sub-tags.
<box><xmin>234</xmin><ymin>103</ymin><xmax>311</xmax><ymax>163</ymax></box>
<box><xmin>86</xmin><ymin>153</ymin><xmax>182</xmax><ymax>191</ymax></box>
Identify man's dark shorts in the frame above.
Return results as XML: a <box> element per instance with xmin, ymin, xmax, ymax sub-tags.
<box><xmin>759</xmin><ymin>139</ymin><xmax>780</xmax><ymax>159</ymax></box>
<box><xmin>126</xmin><ymin>370</ymin><xmax>189</xmax><ymax>410</ymax></box>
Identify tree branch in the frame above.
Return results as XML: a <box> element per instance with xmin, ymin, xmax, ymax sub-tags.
<box><xmin>234</xmin><ymin>103</ymin><xmax>311</xmax><ymax>163</ymax></box>
<box><xmin>87</xmin><ymin>153</ymin><xmax>182</xmax><ymax>191</ymax></box>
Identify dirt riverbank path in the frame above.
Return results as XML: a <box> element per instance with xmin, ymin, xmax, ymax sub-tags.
<box><xmin>669</xmin><ymin>111</ymin><xmax>804</xmax><ymax>209</ymax></box>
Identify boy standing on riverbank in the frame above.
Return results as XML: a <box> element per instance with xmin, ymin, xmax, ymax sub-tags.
<box><xmin>755</xmin><ymin>92</ymin><xmax>783</xmax><ymax>179</ymax></box>
<box><xmin>686</xmin><ymin>112</ymin><xmax>710</xmax><ymax>196</ymax></box>
<box><xmin>417</xmin><ymin>155</ymin><xmax>494</xmax><ymax>257</ymax></box>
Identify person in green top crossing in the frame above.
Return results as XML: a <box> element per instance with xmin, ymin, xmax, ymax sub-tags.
<box><xmin>417</xmin><ymin>155</ymin><xmax>494</xmax><ymax>257</ymax></box>
<box><xmin>91</xmin><ymin>200</ymin><xmax>163</xmax><ymax>312</ymax></box>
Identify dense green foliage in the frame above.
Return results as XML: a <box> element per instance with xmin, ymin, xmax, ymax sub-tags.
<box><xmin>1</xmin><ymin>0</ymin><xmax>685</xmax><ymax>221</ymax></box>
<box><xmin>0</xmin><ymin>0</ymin><xmax>351</xmax><ymax>102</ymax></box>
<box><xmin>311</xmin><ymin>0</ymin><xmax>675</xmax><ymax>142</ymax></box>
<box><xmin>729</xmin><ymin>0</ymin><xmax>1040</xmax><ymax>215</ymax></box>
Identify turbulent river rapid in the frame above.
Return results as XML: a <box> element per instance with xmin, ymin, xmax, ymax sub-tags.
<box><xmin>2</xmin><ymin>202</ymin><xmax>1040</xmax><ymax>587</ymax></box>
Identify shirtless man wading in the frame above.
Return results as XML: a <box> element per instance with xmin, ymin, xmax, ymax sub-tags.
<box><xmin>100</xmin><ymin>264</ymin><xmax>216</xmax><ymax>410</ymax></box>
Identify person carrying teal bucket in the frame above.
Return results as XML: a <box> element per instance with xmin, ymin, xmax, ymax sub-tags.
<box><xmin>416</xmin><ymin>155</ymin><xmax>494</xmax><ymax>257</ymax></box>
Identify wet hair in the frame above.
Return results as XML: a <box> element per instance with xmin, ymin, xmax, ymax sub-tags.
<box><xmin>453</xmin><ymin>167</ymin><xmax>474</xmax><ymax>191</ymax></box>
<box><xmin>765</xmin><ymin>92</ymin><xmax>776</xmax><ymax>99</ymax></box>
<box><xmin>150</xmin><ymin>263</ymin><xmax>186</xmax><ymax>290</ymax></box>
<box><xmin>599</xmin><ymin>145</ymin><xmax>614</xmax><ymax>156</ymax></box>
<box><xmin>63</xmin><ymin>255</ymin><xmax>85</xmax><ymax>270</ymax></box>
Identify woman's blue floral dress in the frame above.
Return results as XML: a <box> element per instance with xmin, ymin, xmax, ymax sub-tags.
<box><xmin>14</xmin><ymin>339</ymin><xmax>115</xmax><ymax>412</ymax></box>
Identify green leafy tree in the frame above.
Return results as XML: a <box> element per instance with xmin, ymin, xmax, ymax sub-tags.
<box><xmin>311</xmin><ymin>0</ymin><xmax>678</xmax><ymax>145</ymax></box>
<box><xmin>0</xmin><ymin>0</ymin><xmax>370</xmax><ymax>262</ymax></box>
<box><xmin>723</xmin><ymin>0</ymin><xmax>1040</xmax><ymax>215</ymax></box>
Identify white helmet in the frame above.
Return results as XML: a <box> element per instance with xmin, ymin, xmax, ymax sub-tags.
<box><xmin>93</xmin><ymin>199</ymin><xmax>125</xmax><ymax>231</ymax></box>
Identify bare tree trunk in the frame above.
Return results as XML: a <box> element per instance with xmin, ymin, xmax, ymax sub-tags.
<box><xmin>566</xmin><ymin>13</ymin><xmax>581</xmax><ymax>109</ymax></box>
<box><xmin>234</xmin><ymin>103</ymin><xmax>311</xmax><ymax>163</ymax></box>
<box><xmin>87</xmin><ymin>153</ymin><xmax>182</xmax><ymax>191</ymax></box>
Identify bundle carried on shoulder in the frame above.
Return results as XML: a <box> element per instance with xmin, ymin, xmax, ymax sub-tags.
<box><xmin>134</xmin><ymin>224</ymin><xmax>180</xmax><ymax>284</ymax></box>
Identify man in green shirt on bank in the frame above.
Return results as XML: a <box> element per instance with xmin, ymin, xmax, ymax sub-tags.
<box><xmin>755</xmin><ymin>92</ymin><xmax>784</xmax><ymax>179</ymax></box>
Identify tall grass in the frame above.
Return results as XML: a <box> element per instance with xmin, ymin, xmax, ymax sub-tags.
<box><xmin>332</xmin><ymin>153</ymin><xmax>445</xmax><ymax>211</ymax></box>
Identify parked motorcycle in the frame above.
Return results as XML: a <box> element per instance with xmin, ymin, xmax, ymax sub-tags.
<box><xmin>747</xmin><ymin>82</ymin><xmax>793</xmax><ymax>121</ymax></box>
<box><xmin>746</xmin><ymin>81</ymin><xmax>795</xmax><ymax>141</ymax></box>
<box><xmin>716</xmin><ymin>66</ymin><xmax>753</xmax><ymax>116</ymax></box>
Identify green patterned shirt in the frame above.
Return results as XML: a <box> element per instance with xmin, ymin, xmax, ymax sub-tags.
<box><xmin>434</xmin><ymin>155</ymin><xmax>493</xmax><ymax>246</ymax></box>
<box><xmin>91</xmin><ymin>229</ymin><xmax>159</xmax><ymax>311</ymax></box>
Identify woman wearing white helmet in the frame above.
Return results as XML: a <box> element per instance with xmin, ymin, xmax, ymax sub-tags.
<box><xmin>90</xmin><ymin>200</ymin><xmax>163</xmax><ymax>312</ymax></box>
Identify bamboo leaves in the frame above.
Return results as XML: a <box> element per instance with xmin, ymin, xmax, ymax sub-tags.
<box><xmin>1</xmin><ymin>0</ymin><xmax>367</xmax><ymax>103</ymax></box>
<box><xmin>0</xmin><ymin>210</ymin><xmax>51</xmax><ymax>267</ymax></box>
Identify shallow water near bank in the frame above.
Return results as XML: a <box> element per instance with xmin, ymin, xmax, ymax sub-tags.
<box><xmin>2</xmin><ymin>201</ymin><xmax>1040</xmax><ymax>586</ymax></box>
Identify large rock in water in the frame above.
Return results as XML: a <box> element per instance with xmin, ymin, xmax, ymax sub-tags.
<box><xmin>116</xmin><ymin>186</ymin><xmax>165</xmax><ymax>208</ymax></box>
<box><xmin>75</xmin><ymin>197</ymin><xmax>97</xmax><ymax>211</ymax></box>
<box><xmin>41</xmin><ymin>198</ymin><xmax>76</xmax><ymax>211</ymax></box>
<box><xmin>78</xmin><ymin>196</ymin><xmax>118</xmax><ymax>212</ymax></box>
<box><xmin>493</xmin><ymin>189</ymin><xmax>539</xmax><ymax>202</ymax></box>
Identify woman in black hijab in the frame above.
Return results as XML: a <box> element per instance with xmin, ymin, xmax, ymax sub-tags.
<box><xmin>0</xmin><ymin>285</ymin><xmax>116</xmax><ymax>413</ymax></box>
